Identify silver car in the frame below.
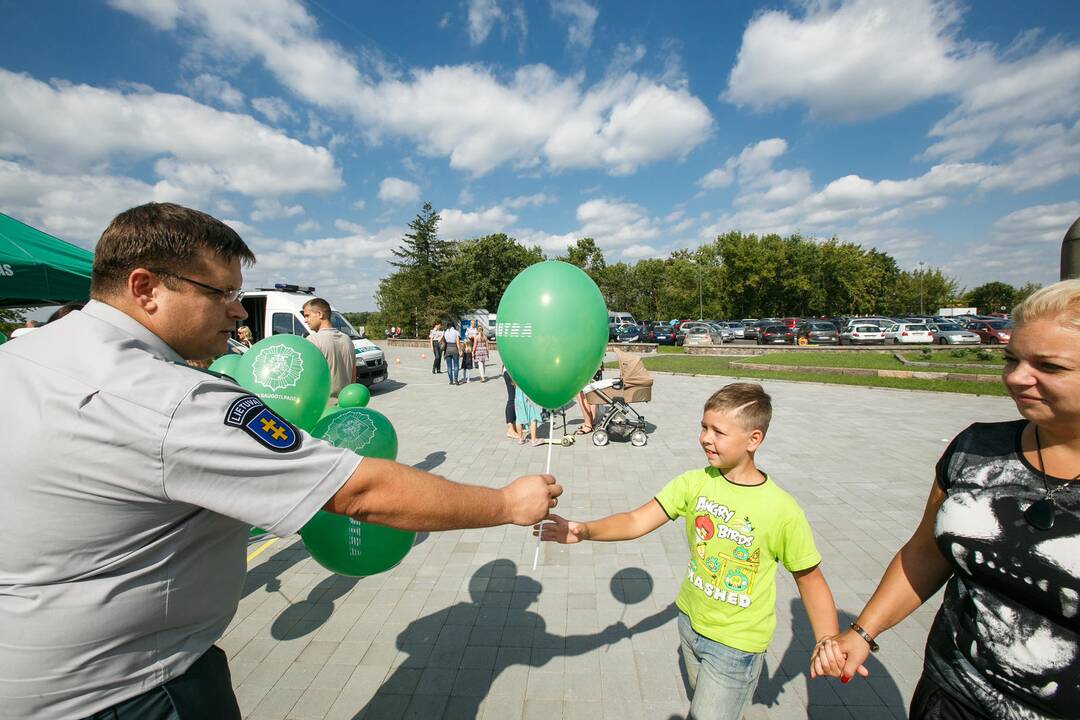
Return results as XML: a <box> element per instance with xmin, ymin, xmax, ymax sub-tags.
<box><xmin>929</xmin><ymin>322</ymin><xmax>981</xmax><ymax>345</ymax></box>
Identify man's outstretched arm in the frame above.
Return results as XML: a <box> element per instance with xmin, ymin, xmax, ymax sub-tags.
<box><xmin>325</xmin><ymin>457</ymin><xmax>561</xmax><ymax>531</ymax></box>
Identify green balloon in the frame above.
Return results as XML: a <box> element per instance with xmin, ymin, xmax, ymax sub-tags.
<box><xmin>234</xmin><ymin>334</ymin><xmax>330</xmax><ymax>432</ymax></box>
<box><xmin>338</xmin><ymin>383</ymin><xmax>371</xmax><ymax>408</ymax></box>
<box><xmin>208</xmin><ymin>353</ymin><xmax>241</xmax><ymax>381</ymax></box>
<box><xmin>300</xmin><ymin>407</ymin><xmax>414</xmax><ymax>576</ymax></box>
<box><xmin>496</xmin><ymin>261</ymin><xmax>608</xmax><ymax>409</ymax></box>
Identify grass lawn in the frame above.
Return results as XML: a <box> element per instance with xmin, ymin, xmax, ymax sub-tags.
<box><xmin>607</xmin><ymin>355</ymin><xmax>1009</xmax><ymax>396</ymax></box>
<box><xmin>739</xmin><ymin>351</ymin><xmax>1003</xmax><ymax>375</ymax></box>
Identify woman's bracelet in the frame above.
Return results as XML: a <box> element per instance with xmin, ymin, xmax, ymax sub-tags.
<box><xmin>849</xmin><ymin>622</ymin><xmax>880</xmax><ymax>652</ymax></box>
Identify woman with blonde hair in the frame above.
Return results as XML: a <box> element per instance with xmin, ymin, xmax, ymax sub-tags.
<box><xmin>816</xmin><ymin>279</ymin><xmax>1080</xmax><ymax>719</ymax></box>
<box><xmin>237</xmin><ymin>325</ymin><xmax>254</xmax><ymax>347</ymax></box>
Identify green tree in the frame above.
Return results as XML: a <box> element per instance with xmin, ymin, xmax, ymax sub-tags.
<box><xmin>0</xmin><ymin>308</ymin><xmax>26</xmax><ymax>337</ymax></box>
<box><xmin>965</xmin><ymin>281</ymin><xmax>1017</xmax><ymax>314</ymax></box>
<box><xmin>380</xmin><ymin>202</ymin><xmax>456</xmax><ymax>334</ymax></box>
<box><xmin>1013</xmin><ymin>282</ymin><xmax>1042</xmax><ymax>307</ymax></box>
<box><xmin>444</xmin><ymin>233</ymin><xmax>544</xmax><ymax>312</ymax></box>
<box><xmin>559</xmin><ymin>237</ymin><xmax>606</xmax><ymax>288</ymax></box>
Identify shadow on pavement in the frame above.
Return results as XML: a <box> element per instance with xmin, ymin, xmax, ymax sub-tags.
<box><xmin>370</xmin><ymin>379</ymin><xmax>407</xmax><ymax>396</ymax></box>
<box><xmin>349</xmin><ymin>560</ymin><xmax>677</xmax><ymax>719</ymax></box>
<box><xmin>412</xmin><ymin>451</ymin><xmax>447</xmax><ymax>473</ymax></box>
<box><xmin>753</xmin><ymin>598</ymin><xmax>904</xmax><ymax>714</ymax></box>
<box><xmin>270</xmin><ymin>574</ymin><xmax>361</xmax><ymax>640</ymax></box>
<box><xmin>241</xmin><ymin>537</ymin><xmax>308</xmax><ymax>599</ymax></box>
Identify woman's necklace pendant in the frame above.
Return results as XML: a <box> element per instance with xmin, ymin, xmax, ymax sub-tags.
<box><xmin>1025</xmin><ymin>496</ymin><xmax>1056</xmax><ymax>531</ymax></box>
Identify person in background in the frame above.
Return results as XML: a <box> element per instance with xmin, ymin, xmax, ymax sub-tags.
<box><xmin>574</xmin><ymin>364</ymin><xmax>605</xmax><ymax>435</ymax></box>
<box><xmin>818</xmin><ymin>279</ymin><xmax>1080</xmax><ymax>720</ymax></box>
<box><xmin>503</xmin><ymin>369</ymin><xmax>522</xmax><ymax>441</ymax></box>
<box><xmin>47</xmin><ymin>302</ymin><xmax>86</xmax><ymax>324</ymax></box>
<box><xmin>302</xmin><ymin>297</ymin><xmax>355</xmax><ymax>403</ymax></box>
<box><xmin>429</xmin><ymin>321</ymin><xmax>444</xmax><ymax>374</ymax></box>
<box><xmin>443</xmin><ymin>321</ymin><xmax>461</xmax><ymax>386</ymax></box>
<box><xmin>515</xmin><ymin>384</ymin><xmax>543</xmax><ymax>447</ymax></box>
<box><xmin>472</xmin><ymin>324</ymin><xmax>490</xmax><ymax>383</ymax></box>
<box><xmin>461</xmin><ymin>320</ymin><xmax>474</xmax><ymax>384</ymax></box>
<box><xmin>10</xmin><ymin>319</ymin><xmax>40</xmax><ymax>338</ymax></box>
<box><xmin>236</xmin><ymin>325</ymin><xmax>254</xmax><ymax>347</ymax></box>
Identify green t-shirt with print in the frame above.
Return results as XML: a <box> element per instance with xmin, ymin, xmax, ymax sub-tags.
<box><xmin>655</xmin><ymin>466</ymin><xmax>821</xmax><ymax>653</ymax></box>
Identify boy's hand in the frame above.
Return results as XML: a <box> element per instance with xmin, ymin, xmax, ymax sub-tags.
<box><xmin>533</xmin><ymin>514</ymin><xmax>588</xmax><ymax>543</ymax></box>
<box><xmin>810</xmin><ymin>633</ymin><xmax>870</xmax><ymax>682</ymax></box>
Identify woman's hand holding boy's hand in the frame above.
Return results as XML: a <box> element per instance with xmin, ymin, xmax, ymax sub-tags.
<box><xmin>809</xmin><ymin>632</ymin><xmax>870</xmax><ymax>683</ymax></box>
<box><xmin>533</xmin><ymin>513</ymin><xmax>589</xmax><ymax>543</ymax></box>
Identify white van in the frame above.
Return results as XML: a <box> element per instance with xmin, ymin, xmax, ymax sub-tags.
<box><xmin>239</xmin><ymin>284</ymin><xmax>388</xmax><ymax>387</ymax></box>
<box><xmin>607</xmin><ymin>311</ymin><xmax>636</xmax><ymax>339</ymax></box>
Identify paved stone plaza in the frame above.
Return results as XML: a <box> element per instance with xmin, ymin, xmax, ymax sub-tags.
<box><xmin>226</xmin><ymin>347</ymin><xmax>1017</xmax><ymax>720</ymax></box>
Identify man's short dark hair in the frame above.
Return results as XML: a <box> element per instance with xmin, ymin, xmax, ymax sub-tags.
<box><xmin>90</xmin><ymin>202</ymin><xmax>255</xmax><ymax>299</ymax></box>
<box><xmin>303</xmin><ymin>298</ymin><xmax>332</xmax><ymax>319</ymax></box>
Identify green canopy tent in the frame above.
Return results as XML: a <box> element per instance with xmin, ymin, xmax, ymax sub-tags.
<box><xmin>0</xmin><ymin>213</ymin><xmax>94</xmax><ymax>308</ymax></box>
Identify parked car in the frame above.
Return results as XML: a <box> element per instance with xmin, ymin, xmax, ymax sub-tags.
<box><xmin>614</xmin><ymin>323</ymin><xmax>642</xmax><ymax>343</ymax></box>
<box><xmin>757</xmin><ymin>324</ymin><xmax>795</xmax><ymax>345</ymax></box>
<box><xmin>682</xmin><ymin>326</ymin><xmax>716</xmax><ymax>346</ymax></box>
<box><xmin>705</xmin><ymin>322</ymin><xmax>734</xmax><ymax>343</ymax></box>
<box><xmin>724</xmin><ymin>322</ymin><xmax>746</xmax><ymax>339</ymax></box>
<box><xmin>840</xmin><ymin>324</ymin><xmax>886</xmax><ymax>345</ymax></box>
<box><xmin>745</xmin><ymin>319</ymin><xmax>776</xmax><ymax>341</ymax></box>
<box><xmin>680</xmin><ymin>322</ymin><xmax>723</xmax><ymax>344</ymax></box>
<box><xmin>886</xmin><ymin>322</ymin><xmax>934</xmax><ymax>344</ymax></box>
<box><xmin>969</xmin><ymin>319</ymin><xmax>1013</xmax><ymax>345</ymax></box>
<box><xmin>607</xmin><ymin>311</ymin><xmax>636</xmax><ymax>340</ymax></box>
<box><xmin>646</xmin><ymin>323</ymin><xmax>676</xmax><ymax>345</ymax></box>
<box><xmin>928</xmin><ymin>322</ymin><xmax>981</xmax><ymax>345</ymax></box>
<box><xmin>795</xmin><ymin>320</ymin><xmax>839</xmax><ymax>345</ymax></box>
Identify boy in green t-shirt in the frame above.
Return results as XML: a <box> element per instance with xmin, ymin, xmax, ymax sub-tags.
<box><xmin>538</xmin><ymin>382</ymin><xmax>847</xmax><ymax>720</ymax></box>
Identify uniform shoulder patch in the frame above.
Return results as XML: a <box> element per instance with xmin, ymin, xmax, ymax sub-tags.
<box><xmin>224</xmin><ymin>395</ymin><xmax>302</xmax><ymax>453</ymax></box>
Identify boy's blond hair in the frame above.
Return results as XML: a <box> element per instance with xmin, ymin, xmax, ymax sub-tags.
<box><xmin>704</xmin><ymin>382</ymin><xmax>772</xmax><ymax>435</ymax></box>
<box><xmin>1012</xmin><ymin>279</ymin><xmax>1080</xmax><ymax>333</ymax></box>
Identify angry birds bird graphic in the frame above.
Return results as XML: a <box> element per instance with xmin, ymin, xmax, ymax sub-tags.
<box><xmin>740</xmin><ymin>516</ymin><xmax>753</xmax><ymax>533</ymax></box>
<box><xmin>694</xmin><ymin>515</ymin><xmax>715</xmax><ymax>542</ymax></box>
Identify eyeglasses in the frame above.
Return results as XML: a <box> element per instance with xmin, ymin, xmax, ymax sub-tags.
<box><xmin>150</xmin><ymin>270</ymin><xmax>244</xmax><ymax>303</ymax></box>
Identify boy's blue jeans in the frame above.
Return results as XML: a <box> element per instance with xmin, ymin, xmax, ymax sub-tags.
<box><xmin>445</xmin><ymin>354</ymin><xmax>459</xmax><ymax>383</ymax></box>
<box><xmin>678</xmin><ymin>612</ymin><xmax>765</xmax><ymax>720</ymax></box>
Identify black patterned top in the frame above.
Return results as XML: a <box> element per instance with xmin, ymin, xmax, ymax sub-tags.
<box><xmin>926</xmin><ymin>420</ymin><xmax>1080</xmax><ymax>719</ymax></box>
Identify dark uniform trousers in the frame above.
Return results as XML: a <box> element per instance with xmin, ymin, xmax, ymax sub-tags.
<box><xmin>84</xmin><ymin>646</ymin><xmax>240</xmax><ymax>720</ymax></box>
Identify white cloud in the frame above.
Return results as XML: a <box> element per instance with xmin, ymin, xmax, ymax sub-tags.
<box><xmin>250</xmin><ymin>198</ymin><xmax>304</xmax><ymax>222</ymax></box>
<box><xmin>440</xmin><ymin>205</ymin><xmax>519</xmax><ymax>238</ymax></box>
<box><xmin>0</xmin><ymin>159</ymin><xmax>202</xmax><ymax>245</ymax></box>
<box><xmin>251</xmin><ymin>96</ymin><xmax>297</xmax><ymax>124</ymax></box>
<box><xmin>107</xmin><ymin>0</ymin><xmax>181</xmax><ymax>30</ymax></box>
<box><xmin>377</xmin><ymin>177</ymin><xmax>421</xmax><ymax>205</ymax></box>
<box><xmin>621</xmin><ymin>244</ymin><xmax>658</xmax><ymax>259</ymax></box>
<box><xmin>295</xmin><ymin>219</ymin><xmax>321</xmax><ymax>233</ymax></box>
<box><xmin>503</xmin><ymin>192</ymin><xmax>556</xmax><ymax>209</ymax></box>
<box><xmin>551</xmin><ymin>0</ymin><xmax>598</xmax><ymax>50</ymax></box>
<box><xmin>182</xmin><ymin>73</ymin><xmax>244</xmax><ymax>109</ymax></box>
<box><xmin>110</xmin><ymin>0</ymin><xmax>712</xmax><ymax>176</ymax></box>
<box><xmin>576</xmin><ymin>198</ymin><xmax>661</xmax><ymax>249</ymax></box>
<box><xmin>352</xmin><ymin>198</ymin><xmax>366</xmax><ymax>210</ymax></box>
<box><xmin>222</xmin><ymin>218</ymin><xmax>257</xmax><ymax>237</ymax></box>
<box><xmin>0</xmin><ymin>69</ymin><xmax>342</xmax><ymax>198</ymax></box>
<box><xmin>698</xmin><ymin>163</ymin><xmax>734</xmax><ymax>190</ymax></box>
<box><xmin>467</xmin><ymin>0</ymin><xmax>527</xmax><ymax>46</ymax></box>
<box><xmin>959</xmin><ymin>201</ymin><xmax>1080</xmax><ymax>285</ymax></box>
<box><xmin>725</xmin><ymin>0</ymin><xmax>985</xmax><ymax>121</ymax></box>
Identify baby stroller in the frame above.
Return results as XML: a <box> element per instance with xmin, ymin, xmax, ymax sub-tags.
<box><xmin>583</xmin><ymin>350</ymin><xmax>653</xmax><ymax>447</ymax></box>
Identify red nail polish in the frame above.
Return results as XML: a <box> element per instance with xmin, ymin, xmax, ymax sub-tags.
<box><xmin>841</xmin><ymin>675</ymin><xmax>850</xmax><ymax>684</ymax></box>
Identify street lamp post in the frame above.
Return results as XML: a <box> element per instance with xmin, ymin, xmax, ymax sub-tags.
<box><xmin>917</xmin><ymin>261</ymin><xmax>925</xmax><ymax>315</ymax></box>
<box><xmin>698</xmin><ymin>265</ymin><xmax>703</xmax><ymax>321</ymax></box>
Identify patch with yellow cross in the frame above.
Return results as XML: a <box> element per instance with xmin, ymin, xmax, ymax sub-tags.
<box><xmin>224</xmin><ymin>395</ymin><xmax>302</xmax><ymax>453</ymax></box>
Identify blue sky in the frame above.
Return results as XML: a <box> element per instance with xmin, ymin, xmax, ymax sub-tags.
<box><xmin>2</xmin><ymin>0</ymin><xmax>1078</xmax><ymax>310</ymax></box>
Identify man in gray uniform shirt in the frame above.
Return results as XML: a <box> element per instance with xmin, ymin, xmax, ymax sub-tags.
<box><xmin>0</xmin><ymin>203</ymin><xmax>561</xmax><ymax>719</ymax></box>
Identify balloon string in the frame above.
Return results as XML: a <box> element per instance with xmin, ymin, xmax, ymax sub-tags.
<box><xmin>533</xmin><ymin>413</ymin><xmax>556</xmax><ymax>570</ymax></box>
